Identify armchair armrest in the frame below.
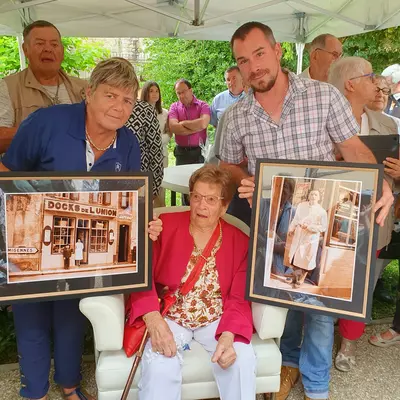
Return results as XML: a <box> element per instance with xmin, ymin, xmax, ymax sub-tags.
<box><xmin>79</xmin><ymin>294</ymin><xmax>125</xmax><ymax>351</ymax></box>
<box><xmin>252</xmin><ymin>303</ymin><xmax>288</xmax><ymax>340</ymax></box>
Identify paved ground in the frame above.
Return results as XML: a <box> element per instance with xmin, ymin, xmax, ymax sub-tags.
<box><xmin>0</xmin><ymin>324</ymin><xmax>398</xmax><ymax>399</ymax></box>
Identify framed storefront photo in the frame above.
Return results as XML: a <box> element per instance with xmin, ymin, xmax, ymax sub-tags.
<box><xmin>0</xmin><ymin>172</ymin><xmax>152</xmax><ymax>304</ymax></box>
<box><xmin>247</xmin><ymin>159</ymin><xmax>384</xmax><ymax>321</ymax></box>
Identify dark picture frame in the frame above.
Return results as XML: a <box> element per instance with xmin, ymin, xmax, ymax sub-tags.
<box><xmin>247</xmin><ymin>160</ymin><xmax>383</xmax><ymax>321</ymax></box>
<box><xmin>0</xmin><ymin>172</ymin><xmax>152</xmax><ymax>304</ymax></box>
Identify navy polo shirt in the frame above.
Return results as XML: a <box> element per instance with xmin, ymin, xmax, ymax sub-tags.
<box><xmin>3</xmin><ymin>101</ymin><xmax>141</xmax><ymax>173</ymax></box>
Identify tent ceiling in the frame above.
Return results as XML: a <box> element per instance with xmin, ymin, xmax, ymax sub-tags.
<box><xmin>0</xmin><ymin>0</ymin><xmax>399</xmax><ymax>42</ymax></box>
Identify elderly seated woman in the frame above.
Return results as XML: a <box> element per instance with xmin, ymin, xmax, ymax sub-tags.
<box><xmin>127</xmin><ymin>164</ymin><xmax>256</xmax><ymax>400</ymax></box>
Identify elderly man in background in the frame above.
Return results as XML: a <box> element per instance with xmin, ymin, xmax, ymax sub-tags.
<box><xmin>0</xmin><ymin>20</ymin><xmax>87</xmax><ymax>153</ymax></box>
<box><xmin>300</xmin><ymin>33</ymin><xmax>342</xmax><ymax>82</ymax></box>
<box><xmin>382</xmin><ymin>63</ymin><xmax>400</xmax><ymax>119</ymax></box>
<box><xmin>328</xmin><ymin>56</ymin><xmax>397</xmax><ymax>373</ymax></box>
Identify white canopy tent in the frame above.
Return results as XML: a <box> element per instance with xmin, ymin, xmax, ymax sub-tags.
<box><xmin>0</xmin><ymin>0</ymin><xmax>400</xmax><ymax>72</ymax></box>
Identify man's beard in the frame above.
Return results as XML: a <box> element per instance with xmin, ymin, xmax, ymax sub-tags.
<box><xmin>250</xmin><ymin>69</ymin><xmax>278</xmax><ymax>93</ymax></box>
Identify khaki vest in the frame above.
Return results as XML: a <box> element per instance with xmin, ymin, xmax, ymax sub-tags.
<box><xmin>364</xmin><ymin>107</ymin><xmax>398</xmax><ymax>250</ymax></box>
<box><xmin>4</xmin><ymin>67</ymin><xmax>87</xmax><ymax>125</ymax></box>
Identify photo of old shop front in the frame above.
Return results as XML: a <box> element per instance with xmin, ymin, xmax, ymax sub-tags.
<box><xmin>6</xmin><ymin>191</ymin><xmax>138</xmax><ymax>283</ymax></box>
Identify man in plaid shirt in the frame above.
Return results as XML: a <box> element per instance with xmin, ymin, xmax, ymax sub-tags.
<box><xmin>220</xmin><ymin>21</ymin><xmax>394</xmax><ymax>400</ymax></box>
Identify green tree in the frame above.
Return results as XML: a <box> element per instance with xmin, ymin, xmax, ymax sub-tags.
<box><xmin>61</xmin><ymin>37</ymin><xmax>110</xmax><ymax>76</ymax></box>
<box><xmin>342</xmin><ymin>26</ymin><xmax>400</xmax><ymax>73</ymax></box>
<box><xmin>0</xmin><ymin>36</ymin><xmax>110</xmax><ymax>78</ymax></box>
<box><xmin>142</xmin><ymin>38</ymin><xmax>234</xmax><ymax>108</ymax></box>
<box><xmin>0</xmin><ymin>36</ymin><xmax>20</xmax><ymax>77</ymax></box>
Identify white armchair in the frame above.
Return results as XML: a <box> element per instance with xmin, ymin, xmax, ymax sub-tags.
<box><xmin>80</xmin><ymin>207</ymin><xmax>287</xmax><ymax>400</ymax></box>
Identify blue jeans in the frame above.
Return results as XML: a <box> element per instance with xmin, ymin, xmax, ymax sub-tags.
<box><xmin>281</xmin><ymin>304</ymin><xmax>334</xmax><ymax>399</ymax></box>
<box><xmin>13</xmin><ymin>299</ymin><xmax>87</xmax><ymax>399</ymax></box>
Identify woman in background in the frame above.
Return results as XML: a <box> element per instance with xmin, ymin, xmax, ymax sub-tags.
<box><xmin>367</xmin><ymin>75</ymin><xmax>400</xmax><ymax>132</ymax></box>
<box><xmin>141</xmin><ymin>81</ymin><xmax>171</xmax><ymax>206</ymax></box>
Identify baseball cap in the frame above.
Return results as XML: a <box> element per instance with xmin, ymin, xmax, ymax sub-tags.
<box><xmin>382</xmin><ymin>64</ymin><xmax>400</xmax><ymax>84</ymax></box>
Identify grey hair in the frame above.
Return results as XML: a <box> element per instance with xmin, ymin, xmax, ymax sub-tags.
<box><xmin>309</xmin><ymin>33</ymin><xmax>338</xmax><ymax>54</ymax></box>
<box><xmin>328</xmin><ymin>56</ymin><xmax>372</xmax><ymax>94</ymax></box>
<box><xmin>89</xmin><ymin>57</ymin><xmax>139</xmax><ymax>95</ymax></box>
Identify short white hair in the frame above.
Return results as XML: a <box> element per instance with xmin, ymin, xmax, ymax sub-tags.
<box><xmin>328</xmin><ymin>56</ymin><xmax>372</xmax><ymax>94</ymax></box>
<box><xmin>382</xmin><ymin>64</ymin><xmax>400</xmax><ymax>84</ymax></box>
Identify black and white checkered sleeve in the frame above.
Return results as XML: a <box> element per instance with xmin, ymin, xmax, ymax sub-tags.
<box><xmin>143</xmin><ymin>107</ymin><xmax>164</xmax><ymax>196</ymax></box>
<box><xmin>326</xmin><ymin>86</ymin><xmax>360</xmax><ymax>143</ymax></box>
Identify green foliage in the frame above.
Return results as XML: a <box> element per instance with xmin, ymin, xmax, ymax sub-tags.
<box><xmin>61</xmin><ymin>37</ymin><xmax>110</xmax><ymax>76</ymax></box>
<box><xmin>280</xmin><ymin>42</ymin><xmax>310</xmax><ymax>73</ymax></box>
<box><xmin>0</xmin><ymin>308</ymin><xmax>17</xmax><ymax>364</ymax></box>
<box><xmin>142</xmin><ymin>38</ymin><xmax>234</xmax><ymax>108</ymax></box>
<box><xmin>372</xmin><ymin>260</ymin><xmax>399</xmax><ymax>320</ymax></box>
<box><xmin>0</xmin><ymin>36</ymin><xmax>110</xmax><ymax>79</ymax></box>
<box><xmin>0</xmin><ymin>36</ymin><xmax>20</xmax><ymax>78</ymax></box>
<box><xmin>342</xmin><ymin>26</ymin><xmax>400</xmax><ymax>74</ymax></box>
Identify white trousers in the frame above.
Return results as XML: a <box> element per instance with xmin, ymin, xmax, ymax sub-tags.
<box><xmin>138</xmin><ymin>319</ymin><xmax>257</xmax><ymax>400</ymax></box>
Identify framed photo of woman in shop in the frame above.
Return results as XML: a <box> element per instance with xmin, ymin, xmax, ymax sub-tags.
<box><xmin>246</xmin><ymin>159</ymin><xmax>384</xmax><ymax>322</ymax></box>
<box><xmin>0</xmin><ymin>172</ymin><xmax>152</xmax><ymax>304</ymax></box>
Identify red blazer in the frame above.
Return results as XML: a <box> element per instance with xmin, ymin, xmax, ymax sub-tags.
<box><xmin>128</xmin><ymin>211</ymin><xmax>253</xmax><ymax>343</ymax></box>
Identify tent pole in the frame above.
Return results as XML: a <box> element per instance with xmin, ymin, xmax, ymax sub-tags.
<box><xmin>17</xmin><ymin>34</ymin><xmax>26</xmax><ymax>71</ymax></box>
<box><xmin>295</xmin><ymin>42</ymin><xmax>305</xmax><ymax>75</ymax></box>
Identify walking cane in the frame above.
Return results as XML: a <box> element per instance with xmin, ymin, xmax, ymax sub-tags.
<box><xmin>120</xmin><ymin>328</ymin><xmax>150</xmax><ymax>400</ymax></box>
<box><xmin>120</xmin><ymin>291</ymin><xmax>173</xmax><ymax>400</ymax></box>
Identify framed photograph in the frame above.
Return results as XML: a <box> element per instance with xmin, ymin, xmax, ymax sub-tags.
<box><xmin>0</xmin><ymin>172</ymin><xmax>152</xmax><ymax>304</ymax></box>
<box><xmin>247</xmin><ymin>160</ymin><xmax>383</xmax><ymax>321</ymax></box>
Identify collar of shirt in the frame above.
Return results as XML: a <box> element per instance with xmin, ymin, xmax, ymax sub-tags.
<box><xmin>67</xmin><ymin>101</ymin><xmax>127</xmax><ymax>171</ymax></box>
<box><xmin>228</xmin><ymin>90</ymin><xmax>245</xmax><ymax>99</ymax></box>
<box><xmin>244</xmin><ymin>71</ymin><xmax>307</xmax><ymax>122</ymax></box>
<box><xmin>179</xmin><ymin>95</ymin><xmax>202</xmax><ymax>109</ymax></box>
<box><xmin>360</xmin><ymin>112</ymin><xmax>370</xmax><ymax>136</ymax></box>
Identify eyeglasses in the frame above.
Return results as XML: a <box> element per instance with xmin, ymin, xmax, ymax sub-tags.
<box><xmin>376</xmin><ymin>87</ymin><xmax>391</xmax><ymax>95</ymax></box>
<box><xmin>189</xmin><ymin>191</ymin><xmax>223</xmax><ymax>206</ymax></box>
<box><xmin>315</xmin><ymin>48</ymin><xmax>343</xmax><ymax>60</ymax></box>
<box><xmin>349</xmin><ymin>73</ymin><xmax>376</xmax><ymax>82</ymax></box>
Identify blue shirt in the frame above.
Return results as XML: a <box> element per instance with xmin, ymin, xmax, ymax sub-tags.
<box><xmin>3</xmin><ymin>101</ymin><xmax>141</xmax><ymax>173</ymax></box>
<box><xmin>210</xmin><ymin>89</ymin><xmax>245</xmax><ymax>127</ymax></box>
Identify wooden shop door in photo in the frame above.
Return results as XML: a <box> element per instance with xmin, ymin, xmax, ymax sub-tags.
<box><xmin>118</xmin><ymin>224</ymin><xmax>129</xmax><ymax>263</ymax></box>
<box><xmin>77</xmin><ymin>219</ymin><xmax>89</xmax><ymax>264</ymax></box>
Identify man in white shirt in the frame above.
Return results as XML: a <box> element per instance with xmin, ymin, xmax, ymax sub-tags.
<box><xmin>300</xmin><ymin>33</ymin><xmax>342</xmax><ymax>82</ymax></box>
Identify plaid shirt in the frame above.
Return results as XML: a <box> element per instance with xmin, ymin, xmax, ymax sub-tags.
<box><xmin>220</xmin><ymin>71</ymin><xmax>359</xmax><ymax>175</ymax></box>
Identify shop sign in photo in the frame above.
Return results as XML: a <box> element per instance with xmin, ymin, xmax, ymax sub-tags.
<box><xmin>0</xmin><ymin>172</ymin><xmax>152</xmax><ymax>303</ymax></box>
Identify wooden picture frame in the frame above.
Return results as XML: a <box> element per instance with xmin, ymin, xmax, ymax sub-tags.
<box><xmin>246</xmin><ymin>159</ymin><xmax>383</xmax><ymax>321</ymax></box>
<box><xmin>0</xmin><ymin>172</ymin><xmax>152</xmax><ymax>304</ymax></box>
